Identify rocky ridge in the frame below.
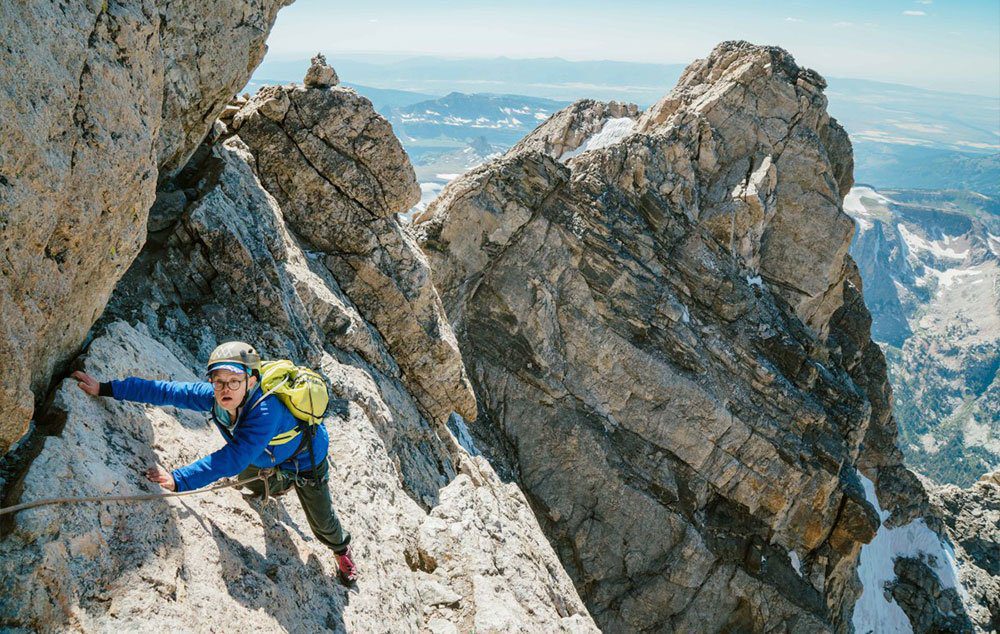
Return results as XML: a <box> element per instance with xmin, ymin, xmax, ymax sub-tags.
<box><xmin>925</xmin><ymin>469</ymin><xmax>999</xmax><ymax>632</ymax></box>
<box><xmin>508</xmin><ymin>100</ymin><xmax>641</xmax><ymax>162</ymax></box>
<box><xmin>417</xmin><ymin>41</ymin><xmax>990</xmax><ymax>632</ymax></box>
<box><xmin>0</xmin><ymin>13</ymin><xmax>994</xmax><ymax>632</ymax></box>
<box><xmin>0</xmin><ymin>56</ymin><xmax>596</xmax><ymax>632</ymax></box>
<box><xmin>854</xmin><ymin>467</ymin><xmax>1000</xmax><ymax>633</ymax></box>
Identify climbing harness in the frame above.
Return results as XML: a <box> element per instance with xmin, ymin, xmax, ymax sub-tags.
<box><xmin>0</xmin><ymin>468</ymin><xmax>276</xmax><ymax>517</ymax></box>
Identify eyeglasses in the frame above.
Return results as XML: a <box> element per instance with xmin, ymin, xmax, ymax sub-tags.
<box><xmin>211</xmin><ymin>378</ymin><xmax>245</xmax><ymax>391</ymax></box>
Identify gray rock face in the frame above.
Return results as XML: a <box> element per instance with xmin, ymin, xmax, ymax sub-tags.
<box><xmin>0</xmin><ymin>323</ymin><xmax>595</xmax><ymax>632</ymax></box>
<box><xmin>230</xmin><ymin>80</ymin><xmax>477</xmax><ymax>426</ymax></box>
<box><xmin>510</xmin><ymin>99</ymin><xmax>640</xmax><ymax>160</ymax></box>
<box><xmin>638</xmin><ymin>42</ymin><xmax>856</xmax><ymax>334</ymax></box>
<box><xmin>2</xmin><ymin>19</ymin><xmax>987</xmax><ymax>631</ymax></box>
<box><xmin>304</xmin><ymin>53</ymin><xmax>339</xmax><ymax>88</ymax></box>
<box><xmin>155</xmin><ymin>0</ymin><xmax>293</xmax><ymax>176</ymax></box>
<box><xmin>0</xmin><ymin>0</ymin><xmax>289</xmax><ymax>452</ymax></box>
<box><xmin>849</xmin><ymin>213</ymin><xmax>915</xmax><ymax>348</ymax></box>
<box><xmin>417</xmin><ymin>41</ymin><xmax>911</xmax><ymax>632</ymax></box>
<box><xmin>887</xmin><ymin>557</ymin><xmax>976</xmax><ymax>633</ymax></box>
<box><xmin>924</xmin><ymin>470</ymin><xmax>1000</xmax><ymax>632</ymax></box>
<box><xmin>0</xmin><ymin>64</ymin><xmax>595</xmax><ymax>632</ymax></box>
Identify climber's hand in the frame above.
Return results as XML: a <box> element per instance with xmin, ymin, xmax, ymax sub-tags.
<box><xmin>71</xmin><ymin>370</ymin><xmax>100</xmax><ymax>396</ymax></box>
<box><xmin>146</xmin><ymin>467</ymin><xmax>176</xmax><ymax>492</ymax></box>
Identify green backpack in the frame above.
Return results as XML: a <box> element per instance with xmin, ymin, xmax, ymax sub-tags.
<box><xmin>256</xmin><ymin>360</ymin><xmax>330</xmax><ymax>448</ymax></box>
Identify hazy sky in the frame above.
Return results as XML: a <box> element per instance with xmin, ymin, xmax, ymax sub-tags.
<box><xmin>263</xmin><ymin>0</ymin><xmax>1000</xmax><ymax>96</ymax></box>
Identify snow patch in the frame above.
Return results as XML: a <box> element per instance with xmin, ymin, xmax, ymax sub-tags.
<box><xmin>929</xmin><ymin>267</ymin><xmax>982</xmax><ymax>288</ymax></box>
<box><xmin>789</xmin><ymin>551</ymin><xmax>802</xmax><ymax>576</ymax></box>
<box><xmin>843</xmin><ymin>186</ymin><xmax>892</xmax><ymax>217</ymax></box>
<box><xmin>988</xmin><ymin>234</ymin><xmax>1000</xmax><ymax>257</ymax></box>
<box><xmin>897</xmin><ymin>225</ymin><xmax>967</xmax><ymax>261</ymax></box>
<box><xmin>851</xmin><ymin>474</ymin><xmax>966</xmax><ymax>634</ymax></box>
<box><xmin>854</xmin><ymin>216</ymin><xmax>874</xmax><ymax>232</ymax></box>
<box><xmin>746</xmin><ymin>275</ymin><xmax>763</xmax><ymax>288</ymax></box>
<box><xmin>560</xmin><ymin>117</ymin><xmax>636</xmax><ymax>162</ymax></box>
<box><xmin>435</xmin><ymin>173</ymin><xmax>461</xmax><ymax>182</ymax></box>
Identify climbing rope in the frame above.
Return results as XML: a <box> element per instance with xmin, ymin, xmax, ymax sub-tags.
<box><xmin>0</xmin><ymin>469</ymin><xmax>275</xmax><ymax>517</ymax></box>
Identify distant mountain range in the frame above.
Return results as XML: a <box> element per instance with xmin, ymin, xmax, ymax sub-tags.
<box><xmin>251</xmin><ymin>55</ymin><xmax>684</xmax><ymax>104</ymax></box>
<box><xmin>247</xmin><ymin>54</ymin><xmax>999</xmax><ymax>195</ymax></box>
<box><xmin>393</xmin><ymin>92</ymin><xmax>570</xmax><ymax>153</ymax></box>
<box><xmin>250</xmin><ymin>54</ymin><xmax>1000</xmax><ymax>153</ymax></box>
<box><xmin>851</xmin><ymin>145</ymin><xmax>999</xmax><ymax>195</ymax></box>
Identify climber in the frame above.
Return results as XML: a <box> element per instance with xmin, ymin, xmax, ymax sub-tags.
<box><xmin>70</xmin><ymin>341</ymin><xmax>358</xmax><ymax>584</ymax></box>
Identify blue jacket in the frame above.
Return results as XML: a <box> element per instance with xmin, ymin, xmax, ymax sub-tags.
<box><xmin>107</xmin><ymin>377</ymin><xmax>330</xmax><ymax>492</ymax></box>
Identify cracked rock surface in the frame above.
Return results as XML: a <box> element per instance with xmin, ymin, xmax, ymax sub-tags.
<box><xmin>417</xmin><ymin>40</ymin><xmax>926</xmax><ymax>632</ymax></box>
<box><xmin>0</xmin><ymin>61</ymin><xmax>595</xmax><ymax>632</ymax></box>
<box><xmin>0</xmin><ymin>0</ymin><xmax>289</xmax><ymax>452</ymax></box>
<box><xmin>2</xmin><ymin>22</ymin><xmax>991</xmax><ymax>632</ymax></box>
<box><xmin>509</xmin><ymin>99</ymin><xmax>640</xmax><ymax>161</ymax></box>
<box><xmin>922</xmin><ymin>471</ymin><xmax>1000</xmax><ymax>632</ymax></box>
<box><xmin>0</xmin><ymin>323</ymin><xmax>593</xmax><ymax>633</ymax></box>
<box><xmin>231</xmin><ymin>80</ymin><xmax>477</xmax><ymax>426</ymax></box>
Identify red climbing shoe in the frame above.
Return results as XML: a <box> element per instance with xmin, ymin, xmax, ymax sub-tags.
<box><xmin>335</xmin><ymin>546</ymin><xmax>358</xmax><ymax>584</ymax></box>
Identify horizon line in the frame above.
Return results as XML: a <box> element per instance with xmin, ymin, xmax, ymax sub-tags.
<box><xmin>259</xmin><ymin>50</ymin><xmax>1000</xmax><ymax>100</ymax></box>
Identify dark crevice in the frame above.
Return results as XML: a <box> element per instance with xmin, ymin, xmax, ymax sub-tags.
<box><xmin>0</xmin><ymin>354</ymin><xmax>84</xmax><ymax>537</ymax></box>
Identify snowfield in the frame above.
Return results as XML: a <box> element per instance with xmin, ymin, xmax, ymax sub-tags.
<box><xmin>851</xmin><ymin>474</ymin><xmax>967</xmax><ymax>634</ymax></box>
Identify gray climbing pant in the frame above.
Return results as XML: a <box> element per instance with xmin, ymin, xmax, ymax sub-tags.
<box><xmin>237</xmin><ymin>456</ymin><xmax>351</xmax><ymax>553</ymax></box>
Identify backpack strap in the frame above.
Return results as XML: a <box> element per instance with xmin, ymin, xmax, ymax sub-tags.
<box><xmin>248</xmin><ymin>377</ymin><xmax>304</xmax><ymax>447</ymax></box>
<box><xmin>273</xmin><ymin>382</ymin><xmax>319</xmax><ymax>474</ymax></box>
<box><xmin>213</xmin><ymin>379</ymin><xmax>300</xmax><ymax>450</ymax></box>
<box><xmin>250</xmin><ymin>375</ymin><xmax>287</xmax><ymax>411</ymax></box>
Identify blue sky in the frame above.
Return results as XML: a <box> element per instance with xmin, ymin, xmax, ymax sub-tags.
<box><xmin>263</xmin><ymin>0</ymin><xmax>1000</xmax><ymax>96</ymax></box>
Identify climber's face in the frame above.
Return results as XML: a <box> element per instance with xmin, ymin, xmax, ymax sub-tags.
<box><xmin>210</xmin><ymin>369</ymin><xmax>257</xmax><ymax>410</ymax></box>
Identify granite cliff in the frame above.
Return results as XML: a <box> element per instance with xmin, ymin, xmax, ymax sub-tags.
<box><xmin>416</xmin><ymin>41</ymin><xmax>993</xmax><ymax>632</ymax></box>
<box><xmin>0</xmin><ymin>54</ymin><xmax>595</xmax><ymax>632</ymax></box>
<box><xmin>0</xmin><ymin>6</ymin><xmax>993</xmax><ymax>631</ymax></box>
<box><xmin>0</xmin><ymin>0</ymin><xmax>293</xmax><ymax>453</ymax></box>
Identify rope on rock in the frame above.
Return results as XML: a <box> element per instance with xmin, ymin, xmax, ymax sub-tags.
<box><xmin>0</xmin><ymin>469</ymin><xmax>274</xmax><ymax>517</ymax></box>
